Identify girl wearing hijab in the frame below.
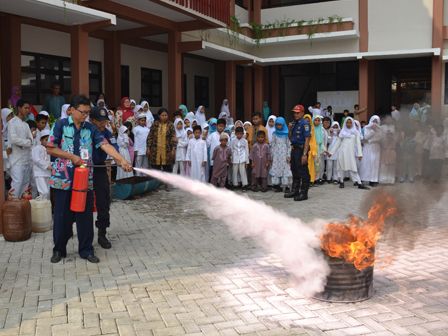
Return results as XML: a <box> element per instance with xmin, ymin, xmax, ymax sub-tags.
<box><xmin>60</xmin><ymin>104</ymin><xmax>71</xmax><ymax>120</ymax></box>
<box><xmin>303</xmin><ymin>114</ymin><xmax>318</xmax><ymax>186</ymax></box>
<box><xmin>209</xmin><ymin>118</ymin><xmax>218</xmax><ymax>134</ymax></box>
<box><xmin>184</xmin><ymin>112</ymin><xmax>195</xmax><ymax>128</ymax></box>
<box><xmin>409</xmin><ymin>103</ymin><xmax>421</xmax><ymax>121</ymax></box>
<box><xmin>115</xmin><ymin>97</ymin><xmax>137</xmax><ymax>129</ymax></box>
<box><xmin>147</xmin><ymin>108</ymin><xmax>177</xmax><ymax>190</ymax></box>
<box><xmin>326</xmin><ymin>117</ymin><xmax>369</xmax><ymax>189</ymax></box>
<box><xmin>263</xmin><ymin>101</ymin><xmax>272</xmax><ymax>124</ymax></box>
<box><xmin>116</xmin><ymin>126</ymin><xmax>134</xmax><ymax>181</ymax></box>
<box><xmin>359</xmin><ymin>115</ymin><xmax>382</xmax><ymax>187</ymax></box>
<box><xmin>139</xmin><ymin>101</ymin><xmax>154</xmax><ymax>129</ymax></box>
<box><xmin>2</xmin><ymin>108</ymin><xmax>14</xmax><ymax>143</ymax></box>
<box><xmin>243</xmin><ymin>121</ymin><xmax>251</xmax><ymax>133</ymax></box>
<box><xmin>173</xmin><ymin>118</ymin><xmax>188</xmax><ymax>176</ymax></box>
<box><xmin>326</xmin><ymin>121</ymin><xmax>341</xmax><ymax>184</ymax></box>
<box><xmin>178</xmin><ymin>105</ymin><xmax>188</xmax><ymax>119</ymax></box>
<box><xmin>129</xmin><ymin>99</ymin><xmax>136</xmax><ymax>110</ymax></box>
<box><xmin>133</xmin><ymin>105</ymin><xmax>143</xmax><ymax>118</ymax></box>
<box><xmin>195</xmin><ymin>106</ymin><xmax>206</xmax><ymax>126</ymax></box>
<box><xmin>265</xmin><ymin>116</ymin><xmax>277</xmax><ymax>143</ymax></box>
<box><xmin>221</xmin><ymin>99</ymin><xmax>230</xmax><ymax>116</ymax></box>
<box><xmin>269</xmin><ymin>117</ymin><xmax>292</xmax><ymax>193</ymax></box>
<box><xmin>122</xmin><ymin>122</ymin><xmax>134</xmax><ymax>165</ymax></box>
<box><xmin>234</xmin><ymin>120</ymin><xmax>245</xmax><ymax>134</ymax></box>
<box><xmin>312</xmin><ymin>115</ymin><xmax>327</xmax><ymax>185</ymax></box>
<box><xmin>7</xmin><ymin>86</ymin><xmax>21</xmax><ymax>111</ymax></box>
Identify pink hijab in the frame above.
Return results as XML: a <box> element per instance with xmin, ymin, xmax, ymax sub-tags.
<box><xmin>10</xmin><ymin>86</ymin><xmax>21</xmax><ymax>109</ymax></box>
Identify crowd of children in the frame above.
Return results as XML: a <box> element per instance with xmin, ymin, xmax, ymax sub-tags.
<box><xmin>3</xmin><ymin>88</ymin><xmax>448</xmax><ymax>201</ymax></box>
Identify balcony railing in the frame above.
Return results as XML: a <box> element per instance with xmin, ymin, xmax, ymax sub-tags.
<box><xmin>168</xmin><ymin>0</ymin><xmax>230</xmax><ymax>25</ymax></box>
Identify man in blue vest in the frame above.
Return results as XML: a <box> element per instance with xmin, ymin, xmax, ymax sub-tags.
<box><xmin>284</xmin><ymin>105</ymin><xmax>311</xmax><ymax>201</ymax></box>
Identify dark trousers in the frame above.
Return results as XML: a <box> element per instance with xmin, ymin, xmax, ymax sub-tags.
<box><xmin>291</xmin><ymin>146</ymin><xmax>311</xmax><ymax>183</ymax></box>
<box><xmin>430</xmin><ymin>159</ymin><xmax>444</xmax><ymax>180</ymax></box>
<box><xmin>53</xmin><ymin>189</ymin><xmax>94</xmax><ymax>258</ymax></box>
<box><xmin>93</xmin><ymin>167</ymin><xmax>110</xmax><ymax>229</ymax></box>
<box><xmin>209</xmin><ymin>166</ymin><xmax>214</xmax><ymax>183</ymax></box>
<box><xmin>422</xmin><ymin>149</ymin><xmax>430</xmax><ymax>179</ymax></box>
<box><xmin>251</xmin><ymin>175</ymin><xmax>267</xmax><ymax>189</ymax></box>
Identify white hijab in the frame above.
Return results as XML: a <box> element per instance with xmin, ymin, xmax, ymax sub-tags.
<box><xmin>221</xmin><ymin>99</ymin><xmax>230</xmax><ymax>115</ymax></box>
<box><xmin>133</xmin><ymin>105</ymin><xmax>143</xmax><ymax>117</ymax></box>
<box><xmin>174</xmin><ymin>118</ymin><xmax>186</xmax><ymax>139</ymax></box>
<box><xmin>339</xmin><ymin>117</ymin><xmax>358</xmax><ymax>138</ymax></box>
<box><xmin>140</xmin><ymin>101</ymin><xmax>154</xmax><ymax>128</ymax></box>
<box><xmin>219</xmin><ymin>111</ymin><xmax>227</xmax><ymax>120</ymax></box>
<box><xmin>195</xmin><ymin>106</ymin><xmax>206</xmax><ymax>126</ymax></box>
<box><xmin>117</xmin><ymin>125</ymin><xmax>129</xmax><ymax>147</ymax></box>
<box><xmin>2</xmin><ymin>108</ymin><xmax>13</xmax><ymax>141</ymax></box>
<box><xmin>265</xmin><ymin>115</ymin><xmax>277</xmax><ymax>142</ymax></box>
<box><xmin>234</xmin><ymin>120</ymin><xmax>245</xmax><ymax>134</ymax></box>
<box><xmin>60</xmin><ymin>104</ymin><xmax>70</xmax><ymax>119</ymax></box>
<box><xmin>97</xmin><ymin>99</ymin><xmax>105</xmax><ymax>107</ymax></box>
<box><xmin>185</xmin><ymin>112</ymin><xmax>195</xmax><ymax>124</ymax></box>
<box><xmin>130</xmin><ymin>99</ymin><xmax>136</xmax><ymax>106</ymax></box>
<box><xmin>354</xmin><ymin>120</ymin><xmax>364</xmax><ymax>140</ymax></box>
<box><xmin>364</xmin><ymin>115</ymin><xmax>381</xmax><ymax>130</ymax></box>
<box><xmin>201</xmin><ymin>122</ymin><xmax>209</xmax><ymax>136</ymax></box>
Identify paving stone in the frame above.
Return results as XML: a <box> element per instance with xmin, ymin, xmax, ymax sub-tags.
<box><xmin>0</xmin><ymin>184</ymin><xmax>447</xmax><ymax>336</ymax></box>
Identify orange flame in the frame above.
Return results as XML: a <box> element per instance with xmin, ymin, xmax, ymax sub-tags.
<box><xmin>319</xmin><ymin>192</ymin><xmax>398</xmax><ymax>270</ymax></box>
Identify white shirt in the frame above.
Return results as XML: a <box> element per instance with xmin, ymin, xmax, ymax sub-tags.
<box><xmin>230</xmin><ymin>137</ymin><xmax>249</xmax><ymax>164</ymax></box>
<box><xmin>308</xmin><ymin>106</ymin><xmax>323</xmax><ymax>117</ymax></box>
<box><xmin>32</xmin><ymin>145</ymin><xmax>52</xmax><ymax>177</ymax></box>
<box><xmin>133</xmin><ymin>125</ymin><xmax>150</xmax><ymax>155</ymax></box>
<box><xmin>391</xmin><ymin>110</ymin><xmax>401</xmax><ymax>121</ymax></box>
<box><xmin>429</xmin><ymin>134</ymin><xmax>447</xmax><ymax>160</ymax></box>
<box><xmin>7</xmin><ymin>116</ymin><xmax>33</xmax><ymax>166</ymax></box>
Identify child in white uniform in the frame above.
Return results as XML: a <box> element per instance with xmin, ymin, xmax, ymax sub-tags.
<box><xmin>31</xmin><ymin>130</ymin><xmax>52</xmax><ymax>199</ymax></box>
<box><xmin>173</xmin><ymin>118</ymin><xmax>188</xmax><ymax>176</ymax></box>
<box><xmin>133</xmin><ymin>114</ymin><xmax>150</xmax><ymax>176</ymax></box>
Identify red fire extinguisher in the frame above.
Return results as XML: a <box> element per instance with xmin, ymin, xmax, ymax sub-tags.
<box><xmin>71</xmin><ymin>162</ymin><xmax>90</xmax><ymax>212</ymax></box>
<box><xmin>22</xmin><ymin>187</ymin><xmax>32</xmax><ymax>200</ymax></box>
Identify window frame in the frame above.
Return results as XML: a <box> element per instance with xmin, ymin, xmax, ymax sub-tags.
<box><xmin>194</xmin><ymin>75</ymin><xmax>210</xmax><ymax>109</ymax></box>
<box><xmin>21</xmin><ymin>51</ymin><xmax>102</xmax><ymax>105</ymax></box>
<box><xmin>141</xmin><ymin>67</ymin><xmax>163</xmax><ymax>107</ymax></box>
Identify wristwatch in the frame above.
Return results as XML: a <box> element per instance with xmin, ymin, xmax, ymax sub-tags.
<box><xmin>303</xmin><ymin>152</ymin><xmax>307</xmax><ymax>156</ymax></box>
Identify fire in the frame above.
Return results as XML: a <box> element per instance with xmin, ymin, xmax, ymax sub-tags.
<box><xmin>319</xmin><ymin>192</ymin><xmax>398</xmax><ymax>270</ymax></box>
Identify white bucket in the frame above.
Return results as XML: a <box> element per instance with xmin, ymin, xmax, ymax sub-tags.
<box><xmin>29</xmin><ymin>197</ymin><xmax>53</xmax><ymax>233</ymax></box>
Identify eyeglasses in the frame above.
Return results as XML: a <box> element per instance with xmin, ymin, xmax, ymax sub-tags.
<box><xmin>76</xmin><ymin>108</ymin><xmax>90</xmax><ymax>116</ymax></box>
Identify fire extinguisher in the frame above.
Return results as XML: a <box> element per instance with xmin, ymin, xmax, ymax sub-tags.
<box><xmin>71</xmin><ymin>161</ymin><xmax>90</xmax><ymax>212</ymax></box>
<box><xmin>22</xmin><ymin>187</ymin><xmax>32</xmax><ymax>200</ymax></box>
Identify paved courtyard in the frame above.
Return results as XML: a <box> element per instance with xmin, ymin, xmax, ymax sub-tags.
<box><xmin>1</xmin><ymin>180</ymin><xmax>448</xmax><ymax>336</ymax></box>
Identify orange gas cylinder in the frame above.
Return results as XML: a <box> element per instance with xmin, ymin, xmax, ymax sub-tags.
<box><xmin>2</xmin><ymin>199</ymin><xmax>32</xmax><ymax>242</ymax></box>
<box><xmin>71</xmin><ymin>163</ymin><xmax>90</xmax><ymax>212</ymax></box>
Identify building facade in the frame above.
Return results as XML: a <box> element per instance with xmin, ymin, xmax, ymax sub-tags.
<box><xmin>0</xmin><ymin>0</ymin><xmax>447</xmax><ymax>124</ymax></box>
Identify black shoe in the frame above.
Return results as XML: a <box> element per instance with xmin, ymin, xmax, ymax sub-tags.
<box><xmin>318</xmin><ymin>179</ymin><xmax>324</xmax><ymax>185</ymax></box>
<box><xmin>230</xmin><ymin>184</ymin><xmax>235</xmax><ymax>191</ymax></box>
<box><xmin>84</xmin><ymin>255</ymin><xmax>100</xmax><ymax>263</ymax></box>
<box><xmin>273</xmin><ymin>185</ymin><xmax>283</xmax><ymax>192</ymax></box>
<box><xmin>285</xmin><ymin>180</ymin><xmax>300</xmax><ymax>198</ymax></box>
<box><xmin>261</xmin><ymin>188</ymin><xmax>267</xmax><ymax>193</ymax></box>
<box><xmin>353</xmin><ymin>182</ymin><xmax>359</xmax><ymax>186</ymax></box>
<box><xmin>344</xmin><ymin>177</ymin><xmax>350</xmax><ymax>181</ymax></box>
<box><xmin>284</xmin><ymin>187</ymin><xmax>291</xmax><ymax>193</ymax></box>
<box><xmin>251</xmin><ymin>188</ymin><xmax>258</xmax><ymax>192</ymax></box>
<box><xmin>242</xmin><ymin>185</ymin><xmax>247</xmax><ymax>191</ymax></box>
<box><xmin>372</xmin><ymin>182</ymin><xmax>379</xmax><ymax>187</ymax></box>
<box><xmin>358</xmin><ymin>184</ymin><xmax>370</xmax><ymax>190</ymax></box>
<box><xmin>98</xmin><ymin>228</ymin><xmax>112</xmax><ymax>249</ymax></box>
<box><xmin>339</xmin><ymin>182</ymin><xmax>345</xmax><ymax>189</ymax></box>
<box><xmin>294</xmin><ymin>182</ymin><xmax>309</xmax><ymax>201</ymax></box>
<box><xmin>51</xmin><ymin>251</ymin><xmax>63</xmax><ymax>264</ymax></box>
<box><xmin>333</xmin><ymin>180</ymin><xmax>339</xmax><ymax>185</ymax></box>
<box><xmin>369</xmin><ymin>181</ymin><xmax>373</xmax><ymax>186</ymax></box>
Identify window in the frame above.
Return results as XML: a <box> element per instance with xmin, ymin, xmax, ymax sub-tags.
<box><xmin>141</xmin><ymin>68</ymin><xmax>163</xmax><ymax>107</ymax></box>
<box><xmin>262</xmin><ymin>0</ymin><xmax>338</xmax><ymax>8</ymax></box>
<box><xmin>21</xmin><ymin>51</ymin><xmax>102</xmax><ymax>105</ymax></box>
<box><xmin>121</xmin><ymin>65</ymin><xmax>130</xmax><ymax>99</ymax></box>
<box><xmin>194</xmin><ymin>76</ymin><xmax>209</xmax><ymax>108</ymax></box>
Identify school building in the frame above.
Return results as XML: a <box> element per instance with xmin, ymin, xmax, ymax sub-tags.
<box><xmin>0</xmin><ymin>0</ymin><xmax>447</xmax><ymax>124</ymax></box>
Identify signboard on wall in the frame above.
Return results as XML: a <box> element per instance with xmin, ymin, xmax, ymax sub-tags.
<box><xmin>317</xmin><ymin>91</ymin><xmax>359</xmax><ymax>113</ymax></box>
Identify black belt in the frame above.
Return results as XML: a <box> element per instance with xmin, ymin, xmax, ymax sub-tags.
<box><xmin>291</xmin><ymin>144</ymin><xmax>305</xmax><ymax>150</ymax></box>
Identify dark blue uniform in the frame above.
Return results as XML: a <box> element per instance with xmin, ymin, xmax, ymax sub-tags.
<box><xmin>290</xmin><ymin>118</ymin><xmax>311</xmax><ymax>184</ymax></box>
<box><xmin>92</xmin><ymin>129</ymin><xmax>118</xmax><ymax>230</ymax></box>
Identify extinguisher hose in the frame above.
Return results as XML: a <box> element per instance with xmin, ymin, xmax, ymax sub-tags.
<box><xmin>86</xmin><ymin>164</ymin><xmax>131</xmax><ymax>168</ymax></box>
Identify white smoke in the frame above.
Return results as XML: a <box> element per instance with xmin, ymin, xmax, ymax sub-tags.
<box><xmin>135</xmin><ymin>168</ymin><xmax>331</xmax><ymax>297</ymax></box>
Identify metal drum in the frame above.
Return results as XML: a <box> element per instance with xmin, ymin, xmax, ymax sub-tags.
<box><xmin>313</xmin><ymin>254</ymin><xmax>374</xmax><ymax>303</ymax></box>
<box><xmin>114</xmin><ymin>177</ymin><xmax>160</xmax><ymax>200</ymax></box>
